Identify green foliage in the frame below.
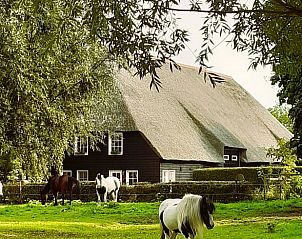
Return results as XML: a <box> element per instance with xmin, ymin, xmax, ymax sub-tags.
<box><xmin>2</xmin><ymin>0</ymin><xmax>302</xmax><ymax>179</ymax></box>
<box><xmin>193</xmin><ymin>167</ymin><xmax>266</xmax><ymax>184</ymax></box>
<box><xmin>266</xmin><ymin>138</ymin><xmax>302</xmax><ymax>198</ymax></box>
<box><xmin>268</xmin><ymin>105</ymin><xmax>294</xmax><ymax>133</ymax></box>
<box><xmin>0</xmin><ymin>0</ymin><xmax>122</xmax><ymax>180</ymax></box>
<box><xmin>267</xmin><ymin>138</ymin><xmax>298</xmax><ymax>166</ymax></box>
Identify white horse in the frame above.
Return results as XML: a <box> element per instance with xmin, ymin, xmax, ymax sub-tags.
<box><xmin>159</xmin><ymin>194</ymin><xmax>215</xmax><ymax>239</ymax></box>
<box><xmin>95</xmin><ymin>174</ymin><xmax>120</xmax><ymax>204</ymax></box>
<box><xmin>0</xmin><ymin>181</ymin><xmax>3</xmax><ymax>196</ymax></box>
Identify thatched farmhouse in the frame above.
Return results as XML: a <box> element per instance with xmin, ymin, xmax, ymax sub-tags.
<box><xmin>63</xmin><ymin>64</ymin><xmax>292</xmax><ymax>184</ymax></box>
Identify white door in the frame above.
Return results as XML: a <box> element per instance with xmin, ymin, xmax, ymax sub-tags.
<box><xmin>162</xmin><ymin>170</ymin><xmax>176</xmax><ymax>182</ymax></box>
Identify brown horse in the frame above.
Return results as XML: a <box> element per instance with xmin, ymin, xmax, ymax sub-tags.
<box><xmin>41</xmin><ymin>174</ymin><xmax>80</xmax><ymax>206</ymax></box>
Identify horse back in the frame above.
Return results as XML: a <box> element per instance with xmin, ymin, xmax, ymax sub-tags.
<box><xmin>105</xmin><ymin>176</ymin><xmax>120</xmax><ymax>192</ymax></box>
<box><xmin>58</xmin><ymin>175</ymin><xmax>80</xmax><ymax>194</ymax></box>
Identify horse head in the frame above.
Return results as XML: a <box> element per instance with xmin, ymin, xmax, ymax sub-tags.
<box><xmin>199</xmin><ymin>196</ymin><xmax>215</xmax><ymax>229</ymax></box>
<box><xmin>40</xmin><ymin>186</ymin><xmax>50</xmax><ymax>205</ymax></box>
<box><xmin>40</xmin><ymin>178</ymin><xmax>52</xmax><ymax>205</ymax></box>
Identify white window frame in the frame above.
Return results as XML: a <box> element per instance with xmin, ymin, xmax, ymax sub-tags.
<box><xmin>108</xmin><ymin>133</ymin><xmax>123</xmax><ymax>155</ymax></box>
<box><xmin>126</xmin><ymin>170</ymin><xmax>138</xmax><ymax>185</ymax></box>
<box><xmin>231</xmin><ymin>155</ymin><xmax>238</xmax><ymax>161</ymax></box>
<box><xmin>224</xmin><ymin>155</ymin><xmax>229</xmax><ymax>161</ymax></box>
<box><xmin>109</xmin><ymin>170</ymin><xmax>123</xmax><ymax>183</ymax></box>
<box><xmin>74</xmin><ymin>136</ymin><xmax>88</xmax><ymax>155</ymax></box>
<box><xmin>162</xmin><ymin>170</ymin><xmax>176</xmax><ymax>183</ymax></box>
<box><xmin>63</xmin><ymin>170</ymin><xmax>72</xmax><ymax>177</ymax></box>
<box><xmin>77</xmin><ymin>170</ymin><xmax>88</xmax><ymax>181</ymax></box>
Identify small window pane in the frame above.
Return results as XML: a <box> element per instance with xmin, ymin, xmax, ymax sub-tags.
<box><xmin>126</xmin><ymin>170</ymin><xmax>138</xmax><ymax>185</ymax></box>
<box><xmin>224</xmin><ymin>155</ymin><xmax>229</xmax><ymax>161</ymax></box>
<box><xmin>77</xmin><ymin>170</ymin><xmax>88</xmax><ymax>181</ymax></box>
<box><xmin>232</xmin><ymin>155</ymin><xmax>238</xmax><ymax>161</ymax></box>
<box><xmin>109</xmin><ymin>133</ymin><xmax>123</xmax><ymax>155</ymax></box>
<box><xmin>75</xmin><ymin>137</ymin><xmax>88</xmax><ymax>155</ymax></box>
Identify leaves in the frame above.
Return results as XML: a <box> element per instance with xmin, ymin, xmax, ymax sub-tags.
<box><xmin>0</xmin><ymin>0</ymin><xmax>118</xmax><ymax>180</ymax></box>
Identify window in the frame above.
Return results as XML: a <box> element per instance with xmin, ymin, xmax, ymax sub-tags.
<box><xmin>126</xmin><ymin>170</ymin><xmax>138</xmax><ymax>185</ymax></box>
<box><xmin>224</xmin><ymin>155</ymin><xmax>229</xmax><ymax>161</ymax></box>
<box><xmin>108</xmin><ymin>133</ymin><xmax>123</xmax><ymax>155</ymax></box>
<box><xmin>231</xmin><ymin>155</ymin><xmax>238</xmax><ymax>161</ymax></box>
<box><xmin>75</xmin><ymin>137</ymin><xmax>88</xmax><ymax>155</ymax></box>
<box><xmin>162</xmin><ymin>170</ymin><xmax>176</xmax><ymax>183</ymax></box>
<box><xmin>77</xmin><ymin>170</ymin><xmax>88</xmax><ymax>181</ymax></box>
<box><xmin>63</xmin><ymin>170</ymin><xmax>72</xmax><ymax>177</ymax></box>
<box><xmin>109</xmin><ymin>170</ymin><xmax>123</xmax><ymax>183</ymax></box>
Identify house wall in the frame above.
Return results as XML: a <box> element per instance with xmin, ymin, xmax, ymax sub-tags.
<box><xmin>160</xmin><ymin>160</ymin><xmax>218</xmax><ymax>181</ymax></box>
<box><xmin>63</xmin><ymin>131</ymin><xmax>161</xmax><ymax>183</ymax></box>
<box><xmin>224</xmin><ymin>147</ymin><xmax>246</xmax><ymax>167</ymax></box>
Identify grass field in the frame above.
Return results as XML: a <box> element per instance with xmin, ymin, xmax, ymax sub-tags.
<box><xmin>0</xmin><ymin>199</ymin><xmax>301</xmax><ymax>238</ymax></box>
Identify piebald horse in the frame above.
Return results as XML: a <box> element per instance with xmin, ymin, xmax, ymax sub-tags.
<box><xmin>159</xmin><ymin>194</ymin><xmax>215</xmax><ymax>239</ymax></box>
<box><xmin>95</xmin><ymin>174</ymin><xmax>120</xmax><ymax>204</ymax></box>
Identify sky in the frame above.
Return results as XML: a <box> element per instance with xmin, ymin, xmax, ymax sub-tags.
<box><xmin>172</xmin><ymin>6</ymin><xmax>280</xmax><ymax>109</ymax></box>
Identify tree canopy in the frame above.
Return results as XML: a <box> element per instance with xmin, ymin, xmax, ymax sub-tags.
<box><xmin>0</xmin><ymin>0</ymin><xmax>120</xmax><ymax>180</ymax></box>
<box><xmin>1</xmin><ymin>0</ymin><xmax>302</xmax><ymax>180</ymax></box>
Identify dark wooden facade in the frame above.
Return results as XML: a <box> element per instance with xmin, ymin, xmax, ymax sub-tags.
<box><xmin>63</xmin><ymin>131</ymin><xmax>161</xmax><ymax>183</ymax></box>
<box><xmin>224</xmin><ymin>147</ymin><xmax>246</xmax><ymax>167</ymax></box>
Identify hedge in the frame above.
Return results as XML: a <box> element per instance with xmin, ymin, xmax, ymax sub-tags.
<box><xmin>193</xmin><ymin>166</ymin><xmax>302</xmax><ymax>184</ymax></box>
<box><xmin>3</xmin><ymin>166</ymin><xmax>301</xmax><ymax>204</ymax></box>
<box><xmin>2</xmin><ymin>181</ymin><xmax>254</xmax><ymax>204</ymax></box>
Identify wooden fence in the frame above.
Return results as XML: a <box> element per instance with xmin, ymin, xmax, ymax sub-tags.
<box><xmin>0</xmin><ymin>180</ymin><xmax>274</xmax><ymax>204</ymax></box>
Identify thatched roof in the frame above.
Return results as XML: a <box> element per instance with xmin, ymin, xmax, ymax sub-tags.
<box><xmin>114</xmin><ymin>64</ymin><xmax>292</xmax><ymax>164</ymax></box>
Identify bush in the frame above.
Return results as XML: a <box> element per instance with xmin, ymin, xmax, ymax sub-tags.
<box><xmin>193</xmin><ymin>166</ymin><xmax>302</xmax><ymax>184</ymax></box>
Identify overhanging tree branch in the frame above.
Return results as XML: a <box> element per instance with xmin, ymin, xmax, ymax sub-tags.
<box><xmin>164</xmin><ymin>7</ymin><xmax>302</xmax><ymax>17</ymax></box>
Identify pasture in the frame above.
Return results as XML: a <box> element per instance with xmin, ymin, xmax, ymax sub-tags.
<box><xmin>0</xmin><ymin>199</ymin><xmax>301</xmax><ymax>238</ymax></box>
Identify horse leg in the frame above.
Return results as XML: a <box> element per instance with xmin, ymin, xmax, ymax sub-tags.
<box><xmin>111</xmin><ymin>191</ymin><xmax>117</xmax><ymax>202</ymax></box>
<box><xmin>170</xmin><ymin>232</ymin><xmax>177</xmax><ymax>239</ymax></box>
<box><xmin>62</xmin><ymin>193</ymin><xmax>65</xmax><ymax>205</ymax></box>
<box><xmin>69</xmin><ymin>191</ymin><xmax>72</xmax><ymax>205</ymax></box>
<box><xmin>114</xmin><ymin>189</ymin><xmax>119</xmax><ymax>202</ymax></box>
<box><xmin>54</xmin><ymin>193</ymin><xmax>58</xmax><ymax>206</ymax></box>
<box><xmin>104</xmin><ymin>193</ymin><xmax>107</xmax><ymax>203</ymax></box>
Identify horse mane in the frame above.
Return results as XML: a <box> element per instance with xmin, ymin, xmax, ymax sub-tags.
<box><xmin>177</xmin><ymin>194</ymin><xmax>205</xmax><ymax>237</ymax></box>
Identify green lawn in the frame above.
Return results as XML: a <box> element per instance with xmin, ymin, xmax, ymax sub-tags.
<box><xmin>0</xmin><ymin>199</ymin><xmax>301</xmax><ymax>238</ymax></box>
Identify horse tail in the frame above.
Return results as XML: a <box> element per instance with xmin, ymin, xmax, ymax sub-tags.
<box><xmin>159</xmin><ymin>210</ymin><xmax>168</xmax><ymax>239</ymax></box>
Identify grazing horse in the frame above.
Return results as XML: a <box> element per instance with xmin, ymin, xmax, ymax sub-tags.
<box><xmin>159</xmin><ymin>194</ymin><xmax>215</xmax><ymax>239</ymax></box>
<box><xmin>0</xmin><ymin>181</ymin><xmax>3</xmax><ymax>196</ymax></box>
<box><xmin>95</xmin><ymin>174</ymin><xmax>120</xmax><ymax>204</ymax></box>
<box><xmin>41</xmin><ymin>174</ymin><xmax>80</xmax><ymax>206</ymax></box>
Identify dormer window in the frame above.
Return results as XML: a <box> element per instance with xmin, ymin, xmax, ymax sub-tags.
<box><xmin>75</xmin><ymin>136</ymin><xmax>88</xmax><ymax>155</ymax></box>
<box><xmin>108</xmin><ymin>132</ymin><xmax>123</xmax><ymax>155</ymax></box>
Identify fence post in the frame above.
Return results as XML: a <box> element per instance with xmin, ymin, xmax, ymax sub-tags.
<box><xmin>19</xmin><ymin>181</ymin><xmax>23</xmax><ymax>204</ymax></box>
